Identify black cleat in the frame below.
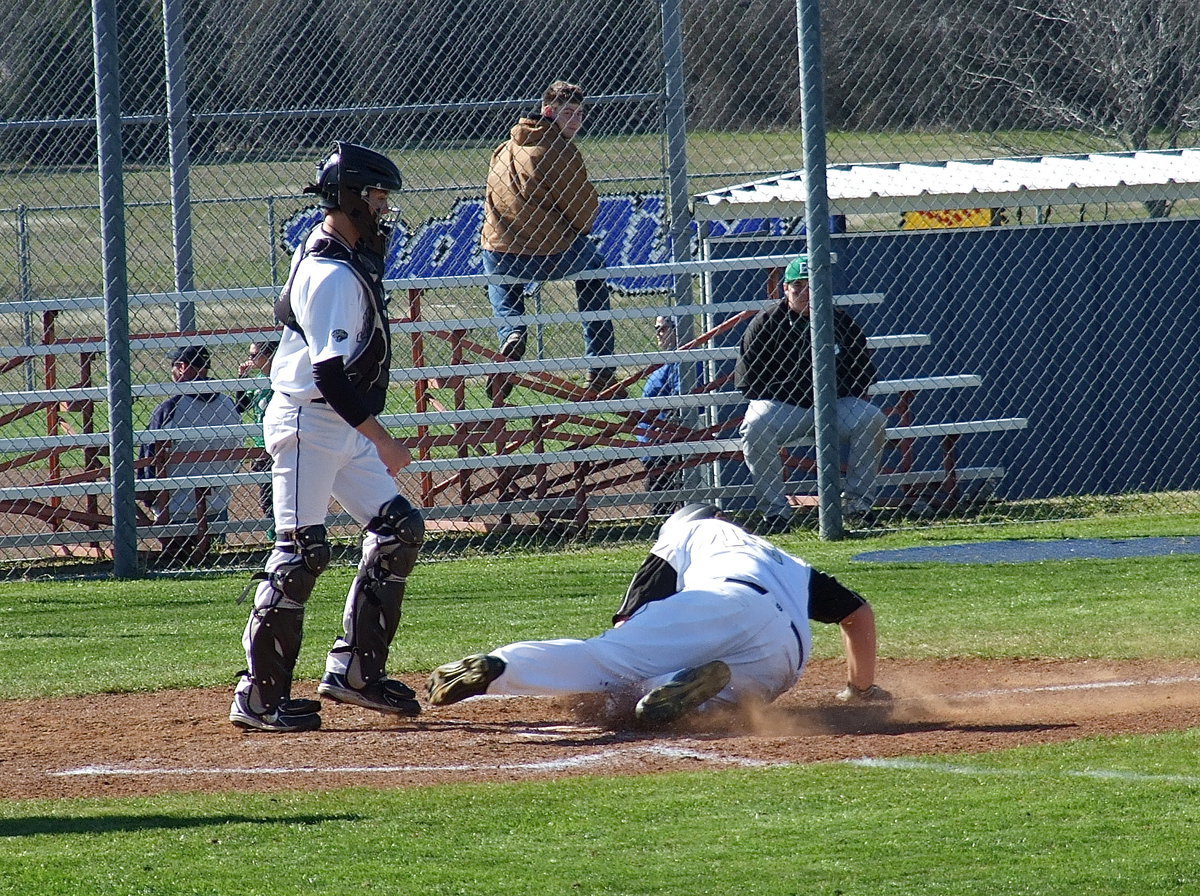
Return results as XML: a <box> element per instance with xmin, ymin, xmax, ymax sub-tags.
<box><xmin>427</xmin><ymin>654</ymin><xmax>507</xmax><ymax>706</ymax></box>
<box><xmin>317</xmin><ymin>672</ymin><xmax>422</xmax><ymax>717</ymax></box>
<box><xmin>282</xmin><ymin>697</ymin><xmax>322</xmax><ymax>714</ymax></box>
<box><xmin>758</xmin><ymin>514</ymin><xmax>794</xmax><ymax>535</ymax></box>
<box><xmin>229</xmin><ymin>691</ymin><xmax>321</xmax><ymax>733</ymax></box>
<box><xmin>635</xmin><ymin>660</ymin><xmax>731</xmax><ymax>726</ymax></box>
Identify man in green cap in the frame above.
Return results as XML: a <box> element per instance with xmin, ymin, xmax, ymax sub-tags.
<box><xmin>734</xmin><ymin>254</ymin><xmax>887</xmax><ymax>533</ymax></box>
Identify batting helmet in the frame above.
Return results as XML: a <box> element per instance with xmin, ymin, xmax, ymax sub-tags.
<box><xmin>659</xmin><ymin>502</ymin><xmax>721</xmax><ymax>540</ymax></box>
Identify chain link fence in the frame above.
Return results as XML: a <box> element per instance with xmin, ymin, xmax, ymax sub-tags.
<box><xmin>1</xmin><ymin>0</ymin><xmax>1198</xmax><ymax>577</ymax></box>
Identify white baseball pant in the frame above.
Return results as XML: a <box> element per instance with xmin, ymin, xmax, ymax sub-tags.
<box><xmin>490</xmin><ymin>582</ymin><xmax>809</xmax><ymax>708</ymax></box>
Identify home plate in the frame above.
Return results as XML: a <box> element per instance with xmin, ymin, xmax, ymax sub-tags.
<box><xmin>515</xmin><ymin>724</ymin><xmax>608</xmax><ymax>739</ymax></box>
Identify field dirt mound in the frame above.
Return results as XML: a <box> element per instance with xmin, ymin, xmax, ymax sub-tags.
<box><xmin>4</xmin><ymin>657</ymin><xmax>1199</xmax><ymax>800</ymax></box>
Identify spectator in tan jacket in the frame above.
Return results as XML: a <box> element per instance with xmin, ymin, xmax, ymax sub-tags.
<box><xmin>481</xmin><ymin>80</ymin><xmax>619</xmax><ymax>399</ymax></box>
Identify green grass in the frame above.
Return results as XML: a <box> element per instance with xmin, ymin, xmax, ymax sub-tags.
<box><xmin>2</xmin><ymin>511</ymin><xmax>1199</xmax><ymax>698</ymax></box>
<box><xmin>1</xmin><ymin>732</ymin><xmax>1198</xmax><ymax>894</ymax></box>
<box><xmin>4</xmin><ymin>127</ymin><xmax>1196</xmax><ymax>300</ymax></box>
<box><xmin>1</xmin><ymin>511</ymin><xmax>1199</xmax><ymax>894</ymax></box>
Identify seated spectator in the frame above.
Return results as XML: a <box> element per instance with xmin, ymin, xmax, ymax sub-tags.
<box><xmin>139</xmin><ymin>344</ymin><xmax>242</xmax><ymax>564</ymax></box>
<box><xmin>236</xmin><ymin>339</ymin><xmax>279</xmax><ymax>540</ymax></box>
<box><xmin>734</xmin><ymin>255</ymin><xmax>887</xmax><ymax>533</ymax></box>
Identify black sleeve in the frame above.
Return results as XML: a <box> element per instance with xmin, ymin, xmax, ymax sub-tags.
<box><xmin>807</xmin><ymin>568</ymin><xmax>868</xmax><ymax>624</ymax></box>
<box><xmin>838</xmin><ymin>312</ymin><xmax>877</xmax><ymax>399</ymax></box>
<box><xmin>138</xmin><ymin>397</ymin><xmax>179</xmax><ymax>504</ymax></box>
<box><xmin>138</xmin><ymin>397</ymin><xmax>177</xmax><ymax>468</ymax></box>
<box><xmin>313</xmin><ymin>356</ymin><xmax>371</xmax><ymax>428</ymax></box>
<box><xmin>612</xmin><ymin>553</ymin><xmax>679</xmax><ymax>623</ymax></box>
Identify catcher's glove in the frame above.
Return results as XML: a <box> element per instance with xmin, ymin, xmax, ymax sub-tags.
<box><xmin>835</xmin><ymin>682</ymin><xmax>893</xmax><ymax>704</ymax></box>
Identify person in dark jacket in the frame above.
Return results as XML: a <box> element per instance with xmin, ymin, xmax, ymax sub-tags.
<box><xmin>734</xmin><ymin>254</ymin><xmax>887</xmax><ymax>533</ymax></box>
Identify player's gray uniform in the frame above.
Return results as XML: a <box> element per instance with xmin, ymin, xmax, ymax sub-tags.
<box><xmin>486</xmin><ymin>518</ymin><xmax>860</xmax><ymax>709</ymax></box>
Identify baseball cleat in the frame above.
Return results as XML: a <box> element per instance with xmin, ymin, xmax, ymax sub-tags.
<box><xmin>427</xmin><ymin>654</ymin><xmax>507</xmax><ymax>705</ymax></box>
<box><xmin>835</xmin><ymin>682</ymin><xmax>893</xmax><ymax>704</ymax></box>
<box><xmin>281</xmin><ymin>696</ymin><xmax>322</xmax><ymax>714</ymax></box>
<box><xmin>635</xmin><ymin>660</ymin><xmax>731</xmax><ymax>726</ymax></box>
<box><xmin>487</xmin><ymin>331</ymin><xmax>528</xmax><ymax>403</ymax></box>
<box><xmin>229</xmin><ymin>691</ymin><xmax>321</xmax><ymax>733</ymax></box>
<box><xmin>317</xmin><ymin>672</ymin><xmax>422</xmax><ymax>717</ymax></box>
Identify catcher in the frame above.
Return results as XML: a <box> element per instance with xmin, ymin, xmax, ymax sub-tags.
<box><xmin>230</xmin><ymin>142</ymin><xmax>423</xmax><ymax>733</ymax></box>
<box><xmin>427</xmin><ymin>504</ymin><xmax>890</xmax><ymax>726</ymax></box>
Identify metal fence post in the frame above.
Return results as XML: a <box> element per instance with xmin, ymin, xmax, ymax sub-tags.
<box><xmin>92</xmin><ymin>0</ymin><xmax>139</xmax><ymax>577</ymax></box>
<box><xmin>267</xmin><ymin>196</ymin><xmax>279</xmax><ymax>285</ymax></box>
<box><xmin>163</xmin><ymin>0</ymin><xmax>196</xmax><ymax>333</ymax></box>
<box><xmin>796</xmin><ymin>0</ymin><xmax>844</xmax><ymax>539</ymax></box>
<box><xmin>661</xmin><ymin>0</ymin><xmax>695</xmax><ymax>353</ymax></box>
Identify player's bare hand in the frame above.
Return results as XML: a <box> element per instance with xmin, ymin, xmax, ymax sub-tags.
<box><xmin>375</xmin><ymin>436</ymin><xmax>413</xmax><ymax>477</ymax></box>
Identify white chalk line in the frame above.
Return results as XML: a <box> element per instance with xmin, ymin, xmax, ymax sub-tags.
<box><xmin>516</xmin><ymin>724</ymin><xmax>609</xmax><ymax>740</ymax></box>
<box><xmin>52</xmin><ymin>744</ymin><xmax>771</xmax><ymax>779</ymax></box>
<box><xmin>847</xmin><ymin>757</ymin><xmax>1200</xmax><ymax>785</ymax></box>
<box><xmin>950</xmin><ymin>674</ymin><xmax>1200</xmax><ymax>700</ymax></box>
<box><xmin>50</xmin><ymin>674</ymin><xmax>1198</xmax><ymax>781</ymax></box>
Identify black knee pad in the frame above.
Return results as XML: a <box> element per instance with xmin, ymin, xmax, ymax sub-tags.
<box><xmin>243</xmin><ymin>525</ymin><xmax>331</xmax><ymax>710</ymax></box>
<box><xmin>264</xmin><ymin>525</ymin><xmax>330</xmax><ymax>604</ymax></box>
<box><xmin>366</xmin><ymin>496</ymin><xmax>423</xmax><ymax>581</ymax></box>
<box><xmin>368</xmin><ymin>495</ymin><xmax>424</xmax><ymax>541</ymax></box>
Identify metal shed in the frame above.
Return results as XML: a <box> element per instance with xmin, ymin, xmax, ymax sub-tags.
<box><xmin>692</xmin><ymin>147</ymin><xmax>1200</xmax><ymax>219</ymax></box>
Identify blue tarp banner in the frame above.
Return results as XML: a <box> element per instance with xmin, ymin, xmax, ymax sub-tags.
<box><xmin>282</xmin><ymin>194</ymin><xmax>791</xmax><ymax>292</ymax></box>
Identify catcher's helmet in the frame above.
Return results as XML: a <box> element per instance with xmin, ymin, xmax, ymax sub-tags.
<box><xmin>305</xmin><ymin>142</ymin><xmax>403</xmax><ymax>210</ymax></box>
<box><xmin>304</xmin><ymin>141</ymin><xmax>402</xmax><ymax>262</ymax></box>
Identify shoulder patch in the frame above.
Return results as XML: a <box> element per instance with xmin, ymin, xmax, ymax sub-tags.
<box><xmin>332</xmin><ymin>328</ymin><xmax>349</xmax><ymax>342</ymax></box>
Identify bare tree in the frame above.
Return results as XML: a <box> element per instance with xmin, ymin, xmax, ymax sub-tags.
<box><xmin>961</xmin><ymin>1</ymin><xmax>1200</xmax><ymax>150</ymax></box>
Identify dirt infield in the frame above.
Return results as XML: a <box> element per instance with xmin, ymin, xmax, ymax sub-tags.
<box><xmin>5</xmin><ymin>657</ymin><xmax>1200</xmax><ymax>801</ymax></box>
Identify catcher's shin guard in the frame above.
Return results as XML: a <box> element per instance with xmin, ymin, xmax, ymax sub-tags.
<box><xmin>241</xmin><ymin>526</ymin><xmax>331</xmax><ymax>712</ymax></box>
<box><xmin>339</xmin><ymin>496</ymin><xmax>424</xmax><ymax>688</ymax></box>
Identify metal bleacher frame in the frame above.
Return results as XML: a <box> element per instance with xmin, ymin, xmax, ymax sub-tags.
<box><xmin>0</xmin><ymin>254</ymin><xmax>1026</xmax><ymax>555</ymax></box>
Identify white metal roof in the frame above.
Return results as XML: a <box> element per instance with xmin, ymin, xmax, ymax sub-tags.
<box><xmin>692</xmin><ymin>147</ymin><xmax>1200</xmax><ymax>220</ymax></box>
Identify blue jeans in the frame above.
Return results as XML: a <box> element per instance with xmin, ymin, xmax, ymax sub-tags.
<box><xmin>483</xmin><ymin>236</ymin><xmax>615</xmax><ymax>365</ymax></box>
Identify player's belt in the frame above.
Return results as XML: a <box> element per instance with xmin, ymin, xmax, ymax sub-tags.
<box><xmin>723</xmin><ymin>577</ymin><xmax>804</xmax><ymax>669</ymax></box>
<box><xmin>723</xmin><ymin>577</ymin><xmax>766</xmax><ymax>593</ymax></box>
<box><xmin>280</xmin><ymin>392</ymin><xmax>326</xmax><ymax>404</ymax></box>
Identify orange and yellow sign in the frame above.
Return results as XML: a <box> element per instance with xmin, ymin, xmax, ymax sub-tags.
<box><xmin>902</xmin><ymin>209</ymin><xmax>994</xmax><ymax>230</ymax></box>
